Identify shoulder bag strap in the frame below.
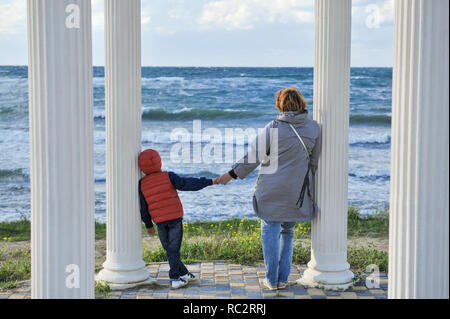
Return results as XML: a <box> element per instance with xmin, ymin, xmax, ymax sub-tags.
<box><xmin>288</xmin><ymin>123</ymin><xmax>310</xmax><ymax>162</ymax></box>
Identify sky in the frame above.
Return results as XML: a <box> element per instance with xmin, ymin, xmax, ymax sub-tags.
<box><xmin>0</xmin><ymin>0</ymin><xmax>394</xmax><ymax>67</ymax></box>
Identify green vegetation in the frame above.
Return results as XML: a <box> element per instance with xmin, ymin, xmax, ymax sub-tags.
<box><xmin>347</xmin><ymin>246</ymin><xmax>388</xmax><ymax>272</ymax></box>
<box><xmin>94</xmin><ymin>281</ymin><xmax>111</xmax><ymax>298</ymax></box>
<box><xmin>347</xmin><ymin>205</ymin><xmax>389</xmax><ymax>237</ymax></box>
<box><xmin>0</xmin><ymin>206</ymin><xmax>389</xmax><ymax>290</ymax></box>
<box><xmin>0</xmin><ymin>205</ymin><xmax>388</xmax><ymax>242</ymax></box>
<box><xmin>0</xmin><ymin>217</ymin><xmax>30</xmax><ymax>242</ymax></box>
<box><xmin>143</xmin><ymin>217</ymin><xmax>388</xmax><ymax>272</ymax></box>
<box><xmin>94</xmin><ymin>222</ymin><xmax>107</xmax><ymax>240</ymax></box>
<box><xmin>0</xmin><ymin>218</ymin><xmax>107</xmax><ymax>242</ymax></box>
<box><xmin>0</xmin><ymin>244</ymin><xmax>30</xmax><ymax>290</ymax></box>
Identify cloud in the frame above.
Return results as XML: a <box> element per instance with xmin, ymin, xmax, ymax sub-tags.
<box><xmin>199</xmin><ymin>0</ymin><xmax>314</xmax><ymax>31</ymax></box>
<box><xmin>0</xmin><ymin>0</ymin><xmax>26</xmax><ymax>35</ymax></box>
<box><xmin>0</xmin><ymin>0</ymin><xmax>148</xmax><ymax>35</ymax></box>
<box><xmin>378</xmin><ymin>0</ymin><xmax>394</xmax><ymax>24</ymax></box>
<box><xmin>91</xmin><ymin>0</ymin><xmax>104</xmax><ymax>30</ymax></box>
<box><xmin>168</xmin><ymin>5</ymin><xmax>192</xmax><ymax>21</ymax></box>
<box><xmin>92</xmin><ymin>0</ymin><xmax>152</xmax><ymax>31</ymax></box>
<box><xmin>141</xmin><ymin>1</ymin><xmax>152</xmax><ymax>26</ymax></box>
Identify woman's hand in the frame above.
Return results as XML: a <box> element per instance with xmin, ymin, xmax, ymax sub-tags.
<box><xmin>217</xmin><ymin>173</ymin><xmax>232</xmax><ymax>185</ymax></box>
<box><xmin>147</xmin><ymin>227</ymin><xmax>155</xmax><ymax>234</ymax></box>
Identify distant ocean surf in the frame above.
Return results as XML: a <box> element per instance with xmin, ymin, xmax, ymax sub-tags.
<box><xmin>0</xmin><ymin>66</ymin><xmax>392</xmax><ymax>222</ymax></box>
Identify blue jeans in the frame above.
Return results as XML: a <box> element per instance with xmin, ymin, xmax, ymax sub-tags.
<box><xmin>260</xmin><ymin>219</ymin><xmax>296</xmax><ymax>286</ymax></box>
<box><xmin>156</xmin><ymin>218</ymin><xmax>188</xmax><ymax>280</ymax></box>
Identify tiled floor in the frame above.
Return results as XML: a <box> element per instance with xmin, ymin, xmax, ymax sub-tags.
<box><xmin>0</xmin><ymin>262</ymin><xmax>388</xmax><ymax>299</ymax></box>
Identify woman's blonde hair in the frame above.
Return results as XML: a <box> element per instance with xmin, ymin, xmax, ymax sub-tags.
<box><xmin>275</xmin><ymin>87</ymin><xmax>308</xmax><ymax>113</ymax></box>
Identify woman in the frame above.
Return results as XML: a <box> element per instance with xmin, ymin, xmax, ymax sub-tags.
<box><xmin>217</xmin><ymin>87</ymin><xmax>322</xmax><ymax>290</ymax></box>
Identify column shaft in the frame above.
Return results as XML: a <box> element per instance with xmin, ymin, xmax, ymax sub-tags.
<box><xmin>27</xmin><ymin>0</ymin><xmax>95</xmax><ymax>298</ymax></box>
<box><xmin>389</xmin><ymin>0</ymin><xmax>449</xmax><ymax>299</ymax></box>
<box><xmin>298</xmin><ymin>0</ymin><xmax>353</xmax><ymax>290</ymax></box>
<box><xmin>96</xmin><ymin>0</ymin><xmax>153</xmax><ymax>289</ymax></box>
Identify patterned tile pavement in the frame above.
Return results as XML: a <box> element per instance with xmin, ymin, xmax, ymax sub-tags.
<box><xmin>0</xmin><ymin>262</ymin><xmax>388</xmax><ymax>299</ymax></box>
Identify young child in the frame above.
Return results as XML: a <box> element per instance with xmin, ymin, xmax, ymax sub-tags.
<box><xmin>138</xmin><ymin>149</ymin><xmax>217</xmax><ymax>289</ymax></box>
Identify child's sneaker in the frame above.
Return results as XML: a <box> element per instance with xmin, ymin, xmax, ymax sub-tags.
<box><xmin>180</xmin><ymin>272</ymin><xmax>196</xmax><ymax>282</ymax></box>
<box><xmin>171</xmin><ymin>278</ymin><xmax>188</xmax><ymax>289</ymax></box>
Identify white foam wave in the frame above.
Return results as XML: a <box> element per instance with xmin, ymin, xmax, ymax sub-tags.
<box><xmin>349</xmin><ymin>133</ymin><xmax>390</xmax><ymax>145</ymax></box>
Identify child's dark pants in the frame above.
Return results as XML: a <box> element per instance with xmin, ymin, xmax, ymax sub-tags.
<box><xmin>156</xmin><ymin>218</ymin><xmax>188</xmax><ymax>281</ymax></box>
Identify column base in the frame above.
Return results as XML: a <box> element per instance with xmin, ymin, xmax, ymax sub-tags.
<box><xmin>297</xmin><ymin>267</ymin><xmax>354</xmax><ymax>291</ymax></box>
<box><xmin>95</xmin><ymin>267</ymin><xmax>156</xmax><ymax>291</ymax></box>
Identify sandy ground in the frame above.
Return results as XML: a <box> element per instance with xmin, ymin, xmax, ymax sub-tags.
<box><xmin>1</xmin><ymin>235</ymin><xmax>388</xmax><ymax>268</ymax></box>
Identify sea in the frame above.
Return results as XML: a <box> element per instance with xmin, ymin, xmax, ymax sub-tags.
<box><xmin>0</xmin><ymin>66</ymin><xmax>392</xmax><ymax>222</ymax></box>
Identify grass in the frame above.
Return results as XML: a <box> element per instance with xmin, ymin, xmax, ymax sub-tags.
<box><xmin>94</xmin><ymin>281</ymin><xmax>111</xmax><ymax>298</ymax></box>
<box><xmin>0</xmin><ymin>217</ymin><xmax>30</xmax><ymax>242</ymax></box>
<box><xmin>0</xmin><ymin>205</ymin><xmax>388</xmax><ymax>243</ymax></box>
<box><xmin>0</xmin><ymin>206</ymin><xmax>389</xmax><ymax>290</ymax></box>
<box><xmin>0</xmin><ymin>219</ymin><xmax>107</xmax><ymax>242</ymax></box>
<box><xmin>347</xmin><ymin>205</ymin><xmax>389</xmax><ymax>237</ymax></box>
<box><xmin>143</xmin><ymin>216</ymin><xmax>388</xmax><ymax>272</ymax></box>
<box><xmin>144</xmin><ymin>218</ymin><xmax>269</xmax><ymax>265</ymax></box>
<box><xmin>0</xmin><ymin>244</ymin><xmax>31</xmax><ymax>290</ymax></box>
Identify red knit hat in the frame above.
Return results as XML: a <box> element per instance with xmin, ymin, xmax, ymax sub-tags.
<box><xmin>138</xmin><ymin>149</ymin><xmax>162</xmax><ymax>175</ymax></box>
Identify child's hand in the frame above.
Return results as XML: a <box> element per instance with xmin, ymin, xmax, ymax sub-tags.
<box><xmin>147</xmin><ymin>227</ymin><xmax>155</xmax><ymax>234</ymax></box>
<box><xmin>213</xmin><ymin>177</ymin><xmax>220</xmax><ymax>185</ymax></box>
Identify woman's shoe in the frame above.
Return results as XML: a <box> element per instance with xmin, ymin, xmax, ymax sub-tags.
<box><xmin>263</xmin><ymin>278</ymin><xmax>278</xmax><ymax>291</ymax></box>
<box><xmin>277</xmin><ymin>282</ymin><xmax>289</xmax><ymax>290</ymax></box>
<box><xmin>171</xmin><ymin>278</ymin><xmax>188</xmax><ymax>289</ymax></box>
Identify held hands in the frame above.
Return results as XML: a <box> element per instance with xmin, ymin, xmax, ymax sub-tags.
<box><xmin>147</xmin><ymin>227</ymin><xmax>155</xmax><ymax>235</ymax></box>
<box><xmin>213</xmin><ymin>172</ymin><xmax>233</xmax><ymax>185</ymax></box>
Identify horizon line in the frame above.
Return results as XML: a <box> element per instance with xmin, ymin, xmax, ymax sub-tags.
<box><xmin>0</xmin><ymin>64</ymin><xmax>393</xmax><ymax>68</ymax></box>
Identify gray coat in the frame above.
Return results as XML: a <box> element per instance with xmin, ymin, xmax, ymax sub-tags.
<box><xmin>232</xmin><ymin>112</ymin><xmax>322</xmax><ymax>222</ymax></box>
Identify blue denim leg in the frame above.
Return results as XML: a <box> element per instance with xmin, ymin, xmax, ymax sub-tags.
<box><xmin>260</xmin><ymin>219</ymin><xmax>281</xmax><ymax>286</ymax></box>
<box><xmin>278</xmin><ymin>222</ymin><xmax>296</xmax><ymax>283</ymax></box>
<box><xmin>157</xmin><ymin>219</ymin><xmax>188</xmax><ymax>280</ymax></box>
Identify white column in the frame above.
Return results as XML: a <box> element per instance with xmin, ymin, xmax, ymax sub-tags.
<box><xmin>297</xmin><ymin>0</ymin><xmax>353</xmax><ymax>290</ymax></box>
<box><xmin>27</xmin><ymin>0</ymin><xmax>95</xmax><ymax>298</ymax></box>
<box><xmin>95</xmin><ymin>0</ymin><xmax>154</xmax><ymax>290</ymax></box>
<box><xmin>389</xmin><ymin>0</ymin><xmax>449</xmax><ymax>299</ymax></box>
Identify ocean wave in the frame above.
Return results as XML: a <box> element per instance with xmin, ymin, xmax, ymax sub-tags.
<box><xmin>176</xmin><ymin>171</ymin><xmax>220</xmax><ymax>179</ymax></box>
<box><xmin>93</xmin><ymin>129</ymin><xmax>254</xmax><ymax>146</ymax></box>
<box><xmin>91</xmin><ymin>170</ymin><xmax>220</xmax><ymax>182</ymax></box>
<box><xmin>93</xmin><ymin>109</ymin><xmax>105</xmax><ymax>120</ymax></box>
<box><xmin>349</xmin><ymin>171</ymin><xmax>390</xmax><ymax>182</ymax></box>
<box><xmin>349</xmin><ymin>134</ymin><xmax>391</xmax><ymax>145</ymax></box>
<box><xmin>142</xmin><ymin>108</ymin><xmax>265</xmax><ymax>120</ymax></box>
<box><xmin>0</xmin><ymin>105</ymin><xmax>27</xmax><ymax>116</ymax></box>
<box><xmin>94</xmin><ymin>108</ymin><xmax>265</xmax><ymax>121</ymax></box>
<box><xmin>93</xmin><ymin>77</ymin><xmax>105</xmax><ymax>86</ymax></box>
<box><xmin>0</xmin><ymin>168</ymin><xmax>29</xmax><ymax>181</ymax></box>
<box><xmin>91</xmin><ymin>107</ymin><xmax>392</xmax><ymax>123</ymax></box>
<box><xmin>153</xmin><ymin>76</ymin><xmax>185</xmax><ymax>81</ymax></box>
<box><xmin>350</xmin><ymin>114</ymin><xmax>391</xmax><ymax>124</ymax></box>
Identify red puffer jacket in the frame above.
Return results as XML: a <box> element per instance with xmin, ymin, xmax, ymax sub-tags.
<box><xmin>138</xmin><ymin>149</ymin><xmax>183</xmax><ymax>223</ymax></box>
